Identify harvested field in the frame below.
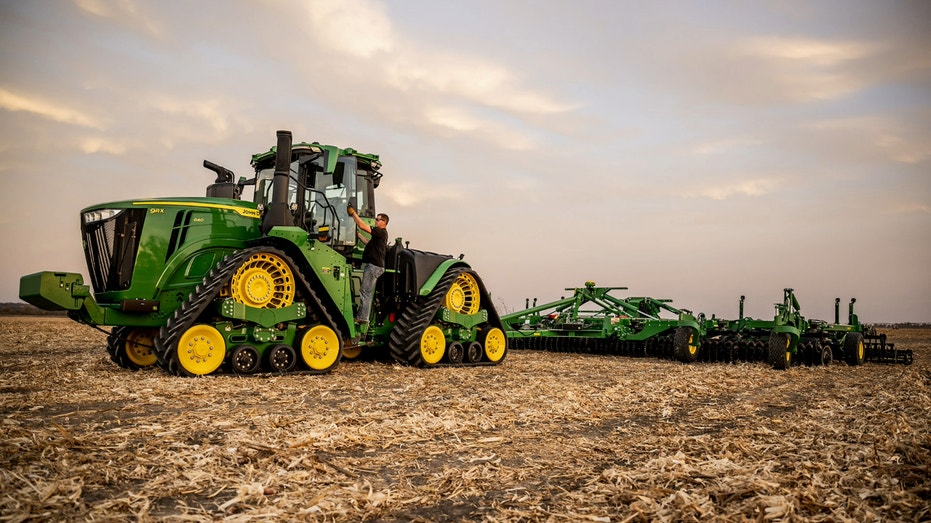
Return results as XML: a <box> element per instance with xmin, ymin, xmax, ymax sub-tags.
<box><xmin>1</xmin><ymin>317</ymin><xmax>928</xmax><ymax>522</ymax></box>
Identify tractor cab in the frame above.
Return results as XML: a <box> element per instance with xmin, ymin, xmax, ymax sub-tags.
<box><xmin>250</xmin><ymin>142</ymin><xmax>382</xmax><ymax>256</ymax></box>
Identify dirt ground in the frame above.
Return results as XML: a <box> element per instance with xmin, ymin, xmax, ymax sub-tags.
<box><xmin>0</xmin><ymin>317</ymin><xmax>928</xmax><ymax>522</ymax></box>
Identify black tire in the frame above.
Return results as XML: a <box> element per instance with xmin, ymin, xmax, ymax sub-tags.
<box><xmin>673</xmin><ymin>327</ymin><xmax>699</xmax><ymax>363</ymax></box>
<box><xmin>768</xmin><ymin>332</ymin><xmax>792</xmax><ymax>370</ymax></box>
<box><xmin>845</xmin><ymin>332</ymin><xmax>865</xmax><ymax>366</ymax></box>
<box><xmin>107</xmin><ymin>326</ymin><xmax>138</xmax><ymax>370</ymax></box>
<box><xmin>820</xmin><ymin>344</ymin><xmax>833</xmax><ymax>366</ymax></box>
<box><xmin>107</xmin><ymin>327</ymin><xmax>158</xmax><ymax>370</ymax></box>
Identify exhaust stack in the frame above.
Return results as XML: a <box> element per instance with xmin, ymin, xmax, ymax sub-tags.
<box><xmin>261</xmin><ymin>130</ymin><xmax>294</xmax><ymax>234</ymax></box>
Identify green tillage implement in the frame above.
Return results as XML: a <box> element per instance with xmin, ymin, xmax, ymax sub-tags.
<box><xmin>501</xmin><ymin>281</ymin><xmax>704</xmax><ymax>363</ymax></box>
<box><xmin>701</xmin><ymin>290</ymin><xmax>913</xmax><ymax>368</ymax></box>
<box><xmin>502</xmin><ymin>283</ymin><xmax>911</xmax><ymax>370</ymax></box>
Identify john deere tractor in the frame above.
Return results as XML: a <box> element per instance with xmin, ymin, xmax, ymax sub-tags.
<box><xmin>20</xmin><ymin>130</ymin><xmax>507</xmax><ymax>376</ymax></box>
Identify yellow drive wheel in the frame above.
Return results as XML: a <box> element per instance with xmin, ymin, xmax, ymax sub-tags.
<box><xmin>298</xmin><ymin>325</ymin><xmax>341</xmax><ymax>371</ymax></box>
<box><xmin>228</xmin><ymin>252</ymin><xmax>295</xmax><ymax>308</ymax></box>
<box><xmin>482</xmin><ymin>327</ymin><xmax>506</xmax><ymax>363</ymax></box>
<box><xmin>177</xmin><ymin>324</ymin><xmax>226</xmax><ymax>376</ymax></box>
<box><xmin>420</xmin><ymin>325</ymin><xmax>446</xmax><ymax>365</ymax></box>
<box><xmin>124</xmin><ymin>328</ymin><xmax>158</xmax><ymax>367</ymax></box>
<box><xmin>444</xmin><ymin>272</ymin><xmax>480</xmax><ymax>315</ymax></box>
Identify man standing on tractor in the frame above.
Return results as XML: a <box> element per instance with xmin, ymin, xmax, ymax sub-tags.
<box><xmin>349</xmin><ymin>205</ymin><xmax>389</xmax><ymax>324</ymax></box>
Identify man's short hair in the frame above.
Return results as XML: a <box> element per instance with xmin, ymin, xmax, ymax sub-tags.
<box><xmin>377</xmin><ymin>213</ymin><xmax>390</xmax><ymax>224</ymax></box>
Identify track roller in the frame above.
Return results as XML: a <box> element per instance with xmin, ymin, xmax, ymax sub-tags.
<box><xmin>229</xmin><ymin>345</ymin><xmax>261</xmax><ymax>374</ymax></box>
<box><xmin>266</xmin><ymin>343</ymin><xmax>297</xmax><ymax>372</ymax></box>
<box><xmin>447</xmin><ymin>341</ymin><xmax>464</xmax><ymax>364</ymax></box>
<box><xmin>466</xmin><ymin>341</ymin><xmax>483</xmax><ymax>363</ymax></box>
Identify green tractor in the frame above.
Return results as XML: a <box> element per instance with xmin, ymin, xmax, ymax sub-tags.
<box><xmin>20</xmin><ymin>130</ymin><xmax>507</xmax><ymax>376</ymax></box>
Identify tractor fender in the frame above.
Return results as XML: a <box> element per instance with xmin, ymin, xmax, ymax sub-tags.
<box><xmin>419</xmin><ymin>259</ymin><xmax>470</xmax><ymax>296</ymax></box>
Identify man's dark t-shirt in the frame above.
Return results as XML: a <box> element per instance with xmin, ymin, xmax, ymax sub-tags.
<box><xmin>362</xmin><ymin>227</ymin><xmax>388</xmax><ymax>267</ymax></box>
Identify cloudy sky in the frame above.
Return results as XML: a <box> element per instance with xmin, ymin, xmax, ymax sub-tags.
<box><xmin>2</xmin><ymin>0</ymin><xmax>929</xmax><ymax>323</ymax></box>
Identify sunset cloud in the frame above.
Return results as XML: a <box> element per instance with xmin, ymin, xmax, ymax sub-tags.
<box><xmin>0</xmin><ymin>88</ymin><xmax>102</xmax><ymax>129</ymax></box>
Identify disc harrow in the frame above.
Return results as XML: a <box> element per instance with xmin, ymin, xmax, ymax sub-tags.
<box><xmin>503</xmin><ymin>282</ymin><xmax>912</xmax><ymax>369</ymax></box>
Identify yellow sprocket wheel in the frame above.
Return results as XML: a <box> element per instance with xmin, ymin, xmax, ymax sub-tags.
<box><xmin>298</xmin><ymin>325</ymin><xmax>341</xmax><ymax>371</ymax></box>
<box><xmin>444</xmin><ymin>272</ymin><xmax>480</xmax><ymax>315</ymax></box>
<box><xmin>228</xmin><ymin>252</ymin><xmax>295</xmax><ymax>309</ymax></box>
<box><xmin>176</xmin><ymin>324</ymin><xmax>226</xmax><ymax>376</ymax></box>
<box><xmin>482</xmin><ymin>327</ymin><xmax>507</xmax><ymax>363</ymax></box>
<box><xmin>125</xmin><ymin>328</ymin><xmax>158</xmax><ymax>367</ymax></box>
<box><xmin>419</xmin><ymin>325</ymin><xmax>446</xmax><ymax>365</ymax></box>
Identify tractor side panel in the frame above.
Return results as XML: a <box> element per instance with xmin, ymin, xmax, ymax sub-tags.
<box><xmin>83</xmin><ymin>201</ymin><xmax>262</xmax><ymax>327</ymax></box>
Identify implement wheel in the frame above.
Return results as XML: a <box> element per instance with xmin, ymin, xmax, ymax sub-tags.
<box><xmin>768</xmin><ymin>332</ymin><xmax>792</xmax><ymax>370</ymax></box>
<box><xmin>845</xmin><ymin>333</ymin><xmax>865</xmax><ymax>366</ymax></box>
<box><xmin>673</xmin><ymin>327</ymin><xmax>699</xmax><ymax>363</ymax></box>
<box><xmin>228</xmin><ymin>252</ymin><xmax>295</xmax><ymax>309</ymax></box>
<box><xmin>820</xmin><ymin>344</ymin><xmax>833</xmax><ymax>366</ymax></box>
<box><xmin>298</xmin><ymin>325</ymin><xmax>341</xmax><ymax>372</ymax></box>
<box><xmin>176</xmin><ymin>324</ymin><xmax>226</xmax><ymax>376</ymax></box>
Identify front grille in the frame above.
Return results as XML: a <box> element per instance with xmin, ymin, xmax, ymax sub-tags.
<box><xmin>82</xmin><ymin>209</ymin><xmax>147</xmax><ymax>293</ymax></box>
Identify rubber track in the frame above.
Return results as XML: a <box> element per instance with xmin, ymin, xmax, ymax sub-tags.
<box><xmin>153</xmin><ymin>246</ymin><xmax>339</xmax><ymax>376</ymax></box>
<box><xmin>387</xmin><ymin>267</ymin><xmax>504</xmax><ymax>366</ymax></box>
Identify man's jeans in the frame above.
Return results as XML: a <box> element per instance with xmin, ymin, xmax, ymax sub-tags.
<box><xmin>357</xmin><ymin>263</ymin><xmax>385</xmax><ymax>321</ymax></box>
